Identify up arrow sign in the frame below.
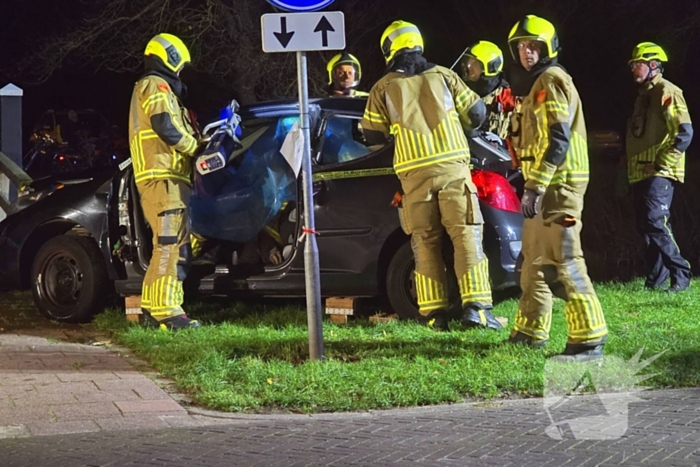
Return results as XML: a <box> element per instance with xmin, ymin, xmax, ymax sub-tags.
<box><xmin>261</xmin><ymin>11</ymin><xmax>345</xmax><ymax>53</ymax></box>
<box><xmin>313</xmin><ymin>16</ymin><xmax>334</xmax><ymax>47</ymax></box>
<box><xmin>274</xmin><ymin>17</ymin><xmax>295</xmax><ymax>48</ymax></box>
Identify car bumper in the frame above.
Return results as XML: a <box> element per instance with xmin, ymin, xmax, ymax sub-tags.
<box><xmin>480</xmin><ymin>203</ymin><xmax>523</xmax><ymax>290</ymax></box>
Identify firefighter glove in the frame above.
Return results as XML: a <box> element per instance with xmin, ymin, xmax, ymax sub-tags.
<box><xmin>521</xmin><ymin>188</ymin><xmax>540</xmax><ymax>219</ymax></box>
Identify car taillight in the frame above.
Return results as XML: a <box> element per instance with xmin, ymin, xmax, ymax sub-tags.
<box><xmin>471</xmin><ymin>169</ymin><xmax>521</xmax><ymax>213</ymax></box>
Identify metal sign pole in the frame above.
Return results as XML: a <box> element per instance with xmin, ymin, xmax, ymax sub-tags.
<box><xmin>296</xmin><ymin>50</ymin><xmax>324</xmax><ymax>361</ymax></box>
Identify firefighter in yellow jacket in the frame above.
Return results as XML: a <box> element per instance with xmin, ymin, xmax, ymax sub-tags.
<box><xmin>458</xmin><ymin>41</ymin><xmax>517</xmax><ymax>141</ymax></box>
<box><xmin>326</xmin><ymin>52</ymin><xmax>369</xmax><ymax>97</ymax></box>
<box><xmin>362</xmin><ymin>20</ymin><xmax>501</xmax><ymax>331</ymax></box>
<box><xmin>627</xmin><ymin>42</ymin><xmax>692</xmax><ymax>292</ymax></box>
<box><xmin>506</xmin><ymin>16</ymin><xmax>607</xmax><ymax>361</ymax></box>
<box><xmin>128</xmin><ymin>33</ymin><xmax>200</xmax><ymax>330</ymax></box>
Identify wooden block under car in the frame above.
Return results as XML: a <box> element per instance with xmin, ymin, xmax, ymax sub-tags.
<box><xmin>496</xmin><ymin>317</ymin><xmax>509</xmax><ymax>327</ymax></box>
<box><xmin>329</xmin><ymin>314</ymin><xmax>348</xmax><ymax>325</ymax></box>
<box><xmin>325</xmin><ymin>297</ymin><xmax>356</xmax><ymax>315</ymax></box>
<box><xmin>325</xmin><ymin>297</ymin><xmax>356</xmax><ymax>325</ymax></box>
<box><xmin>125</xmin><ymin>295</ymin><xmax>143</xmax><ymax>322</ymax></box>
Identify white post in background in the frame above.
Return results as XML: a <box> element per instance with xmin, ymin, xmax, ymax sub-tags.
<box><xmin>0</xmin><ymin>84</ymin><xmax>23</xmax><ymax>221</ymax></box>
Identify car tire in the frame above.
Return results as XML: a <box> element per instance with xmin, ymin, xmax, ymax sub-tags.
<box><xmin>31</xmin><ymin>235</ymin><xmax>109</xmax><ymax>323</ymax></box>
<box><xmin>385</xmin><ymin>242</ymin><xmax>421</xmax><ymax>320</ymax></box>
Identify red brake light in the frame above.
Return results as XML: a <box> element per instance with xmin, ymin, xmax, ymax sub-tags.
<box><xmin>57</xmin><ymin>155</ymin><xmax>65</xmax><ymax>162</ymax></box>
<box><xmin>471</xmin><ymin>170</ymin><xmax>521</xmax><ymax>213</ymax></box>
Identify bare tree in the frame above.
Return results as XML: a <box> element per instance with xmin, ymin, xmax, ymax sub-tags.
<box><xmin>17</xmin><ymin>0</ymin><xmax>383</xmax><ymax>104</ymax></box>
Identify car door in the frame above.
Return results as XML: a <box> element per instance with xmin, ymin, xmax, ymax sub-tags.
<box><xmin>309</xmin><ymin>112</ymin><xmax>403</xmax><ymax>295</ymax></box>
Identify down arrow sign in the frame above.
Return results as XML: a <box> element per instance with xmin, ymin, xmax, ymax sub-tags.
<box><xmin>274</xmin><ymin>17</ymin><xmax>295</xmax><ymax>48</ymax></box>
<box><xmin>314</xmin><ymin>16</ymin><xmax>334</xmax><ymax>47</ymax></box>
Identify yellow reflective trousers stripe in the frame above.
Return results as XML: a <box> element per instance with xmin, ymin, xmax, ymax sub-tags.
<box><xmin>458</xmin><ymin>258</ymin><xmax>492</xmax><ymax>305</ymax></box>
<box><xmin>415</xmin><ymin>271</ymin><xmax>449</xmax><ymax>313</ymax></box>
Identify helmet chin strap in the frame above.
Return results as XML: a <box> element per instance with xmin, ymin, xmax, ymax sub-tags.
<box><xmin>643</xmin><ymin>61</ymin><xmax>662</xmax><ymax>83</ymax></box>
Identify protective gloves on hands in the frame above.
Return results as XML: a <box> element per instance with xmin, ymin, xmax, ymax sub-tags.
<box><xmin>521</xmin><ymin>188</ymin><xmax>541</xmax><ymax>219</ymax></box>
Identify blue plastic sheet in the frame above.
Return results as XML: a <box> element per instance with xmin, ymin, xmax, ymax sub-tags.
<box><xmin>322</xmin><ymin>118</ymin><xmax>370</xmax><ymax>165</ymax></box>
<box><xmin>190</xmin><ymin>117</ymin><xmax>297</xmax><ymax>243</ymax></box>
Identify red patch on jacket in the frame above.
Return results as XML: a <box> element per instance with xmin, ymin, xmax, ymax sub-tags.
<box><xmin>536</xmin><ymin>90</ymin><xmax>546</xmax><ymax>104</ymax></box>
<box><xmin>496</xmin><ymin>87</ymin><xmax>517</xmax><ymax>112</ymax></box>
<box><xmin>158</xmin><ymin>83</ymin><xmax>170</xmax><ymax>92</ymax></box>
<box><xmin>662</xmin><ymin>96</ymin><xmax>673</xmax><ymax>107</ymax></box>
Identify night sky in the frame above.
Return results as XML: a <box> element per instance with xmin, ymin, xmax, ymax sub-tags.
<box><xmin>2</xmin><ymin>0</ymin><xmax>699</xmax><ymax>144</ymax></box>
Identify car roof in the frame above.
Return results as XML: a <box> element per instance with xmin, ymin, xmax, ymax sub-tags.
<box><xmin>240</xmin><ymin>96</ymin><xmax>367</xmax><ymax>120</ymax></box>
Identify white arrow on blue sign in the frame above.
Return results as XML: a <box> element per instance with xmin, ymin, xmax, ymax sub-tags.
<box><xmin>267</xmin><ymin>0</ymin><xmax>335</xmax><ymax>12</ymax></box>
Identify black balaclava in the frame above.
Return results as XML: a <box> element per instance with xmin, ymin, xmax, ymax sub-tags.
<box><xmin>467</xmin><ymin>74</ymin><xmax>509</xmax><ymax>98</ymax></box>
<box><xmin>509</xmin><ymin>57</ymin><xmax>563</xmax><ymax>97</ymax></box>
<box><xmin>387</xmin><ymin>51</ymin><xmax>436</xmax><ymax>76</ymax></box>
<box><xmin>142</xmin><ymin>55</ymin><xmax>187</xmax><ymax>101</ymax></box>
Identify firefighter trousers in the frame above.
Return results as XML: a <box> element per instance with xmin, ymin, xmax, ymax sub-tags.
<box><xmin>513</xmin><ymin>205</ymin><xmax>607</xmax><ymax>344</ymax></box>
<box><xmin>398</xmin><ymin>162</ymin><xmax>492</xmax><ymax>316</ymax></box>
<box><xmin>633</xmin><ymin>176</ymin><xmax>691</xmax><ymax>289</ymax></box>
<box><xmin>137</xmin><ymin>179</ymin><xmax>192</xmax><ymax>321</ymax></box>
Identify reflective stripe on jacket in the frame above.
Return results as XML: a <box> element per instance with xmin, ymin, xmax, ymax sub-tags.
<box><xmin>128</xmin><ymin>75</ymin><xmax>198</xmax><ymax>185</ymax></box>
<box><xmin>361</xmin><ymin>66</ymin><xmax>481</xmax><ymax>174</ymax></box>
<box><xmin>514</xmin><ymin>66</ymin><xmax>589</xmax><ymax>194</ymax></box>
<box><xmin>483</xmin><ymin>86</ymin><xmax>516</xmax><ymax>141</ymax></box>
<box><xmin>626</xmin><ymin>75</ymin><xmax>691</xmax><ymax>184</ymax></box>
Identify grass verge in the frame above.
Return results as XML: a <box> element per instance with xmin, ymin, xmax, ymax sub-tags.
<box><xmin>94</xmin><ymin>280</ymin><xmax>700</xmax><ymax>413</ymax></box>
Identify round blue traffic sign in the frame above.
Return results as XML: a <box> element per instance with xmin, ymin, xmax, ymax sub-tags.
<box><xmin>267</xmin><ymin>0</ymin><xmax>335</xmax><ymax>12</ymax></box>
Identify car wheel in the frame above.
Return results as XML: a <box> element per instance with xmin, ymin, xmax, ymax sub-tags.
<box><xmin>385</xmin><ymin>242</ymin><xmax>421</xmax><ymax>320</ymax></box>
<box><xmin>31</xmin><ymin>235</ymin><xmax>109</xmax><ymax>323</ymax></box>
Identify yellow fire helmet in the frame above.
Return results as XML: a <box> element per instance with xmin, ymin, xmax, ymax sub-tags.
<box><xmin>380</xmin><ymin>20</ymin><xmax>423</xmax><ymax>63</ymax></box>
<box><xmin>465</xmin><ymin>41</ymin><xmax>504</xmax><ymax>77</ymax></box>
<box><xmin>144</xmin><ymin>33</ymin><xmax>191</xmax><ymax>73</ymax></box>
<box><xmin>327</xmin><ymin>52</ymin><xmax>362</xmax><ymax>86</ymax></box>
<box><xmin>629</xmin><ymin>42</ymin><xmax>668</xmax><ymax>64</ymax></box>
<box><xmin>507</xmin><ymin>15</ymin><xmax>559</xmax><ymax>60</ymax></box>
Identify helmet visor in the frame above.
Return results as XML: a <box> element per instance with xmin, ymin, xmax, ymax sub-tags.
<box><xmin>461</xmin><ymin>56</ymin><xmax>483</xmax><ymax>82</ymax></box>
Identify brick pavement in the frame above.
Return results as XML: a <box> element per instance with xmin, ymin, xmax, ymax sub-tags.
<box><xmin>0</xmin><ymin>334</ymin><xmax>223</xmax><ymax>438</ymax></box>
<box><xmin>1</xmin><ymin>329</ymin><xmax>699</xmax><ymax>466</ymax></box>
<box><xmin>0</xmin><ymin>388</ymin><xmax>699</xmax><ymax>466</ymax></box>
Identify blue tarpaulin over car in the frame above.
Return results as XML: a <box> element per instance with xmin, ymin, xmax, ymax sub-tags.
<box><xmin>322</xmin><ymin>117</ymin><xmax>370</xmax><ymax>165</ymax></box>
<box><xmin>190</xmin><ymin>117</ymin><xmax>297</xmax><ymax>243</ymax></box>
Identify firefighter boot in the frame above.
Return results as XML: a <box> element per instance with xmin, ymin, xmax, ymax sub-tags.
<box><xmin>508</xmin><ymin>331</ymin><xmax>548</xmax><ymax>348</ymax></box>
<box><xmin>462</xmin><ymin>305</ymin><xmax>503</xmax><ymax>330</ymax></box>
<box><xmin>425</xmin><ymin>309</ymin><xmax>449</xmax><ymax>332</ymax></box>
<box><xmin>550</xmin><ymin>342</ymin><xmax>604</xmax><ymax>363</ymax></box>
<box><xmin>142</xmin><ymin>310</ymin><xmax>201</xmax><ymax>331</ymax></box>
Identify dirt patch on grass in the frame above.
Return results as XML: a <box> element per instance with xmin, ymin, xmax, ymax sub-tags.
<box><xmin>0</xmin><ymin>290</ymin><xmax>108</xmax><ymax>344</ymax></box>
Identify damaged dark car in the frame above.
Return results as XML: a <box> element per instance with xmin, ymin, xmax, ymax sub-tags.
<box><xmin>0</xmin><ymin>97</ymin><xmax>523</xmax><ymax>322</ymax></box>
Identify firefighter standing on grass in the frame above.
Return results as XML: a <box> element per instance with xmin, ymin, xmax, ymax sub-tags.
<box><xmin>128</xmin><ymin>33</ymin><xmax>201</xmax><ymax>330</ymax></box>
<box><xmin>626</xmin><ymin>42</ymin><xmax>693</xmax><ymax>292</ymax></box>
<box><xmin>458</xmin><ymin>41</ymin><xmax>516</xmax><ymax>141</ymax></box>
<box><xmin>361</xmin><ymin>20</ymin><xmax>501</xmax><ymax>331</ymax></box>
<box><xmin>505</xmin><ymin>16</ymin><xmax>607</xmax><ymax>361</ymax></box>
